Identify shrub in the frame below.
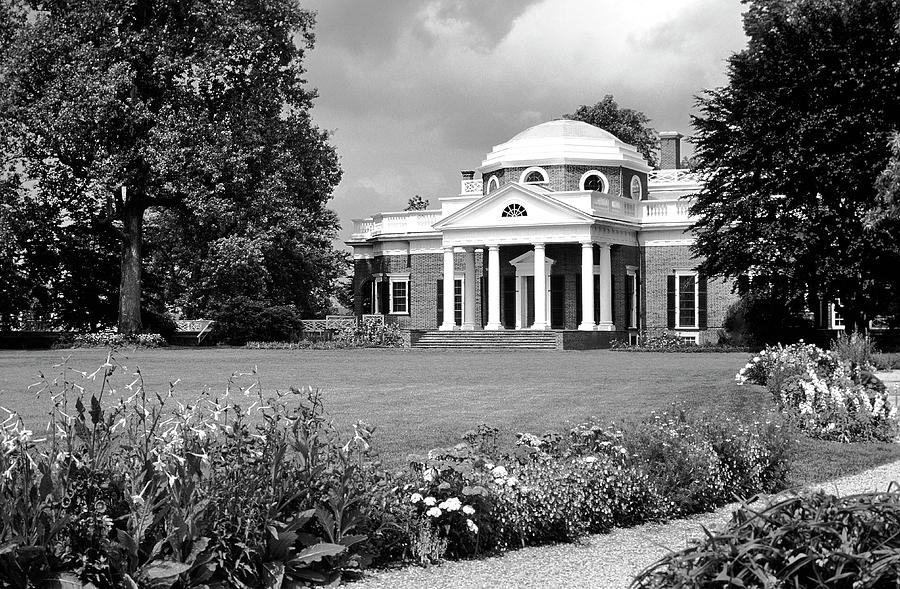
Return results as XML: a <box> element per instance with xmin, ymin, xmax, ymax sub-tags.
<box><xmin>831</xmin><ymin>331</ymin><xmax>878</xmax><ymax>370</ymax></box>
<box><xmin>211</xmin><ymin>297</ymin><xmax>304</xmax><ymax>345</ymax></box>
<box><xmin>737</xmin><ymin>342</ymin><xmax>899</xmax><ymax>442</ymax></box>
<box><xmin>333</xmin><ymin>321</ymin><xmax>403</xmax><ymax>348</ymax></box>
<box><xmin>722</xmin><ymin>291</ymin><xmax>815</xmax><ymax>346</ymax></box>
<box><xmin>611</xmin><ymin>331</ymin><xmax>753</xmax><ymax>353</ymax></box>
<box><xmin>54</xmin><ymin>330</ymin><xmax>168</xmax><ymax>349</ymax></box>
<box><xmin>633</xmin><ymin>489</ymin><xmax>900</xmax><ymax>588</ymax></box>
<box><xmin>0</xmin><ymin>357</ymin><xmax>390</xmax><ymax>587</ymax></box>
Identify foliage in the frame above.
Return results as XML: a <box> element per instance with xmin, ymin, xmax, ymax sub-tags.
<box><xmin>565</xmin><ymin>95</ymin><xmax>658</xmax><ymax>166</ymax></box>
<box><xmin>723</xmin><ymin>290</ymin><xmax>815</xmax><ymax>346</ymax></box>
<box><xmin>610</xmin><ymin>330</ymin><xmax>752</xmax><ymax>352</ymax></box>
<box><xmin>333</xmin><ymin>322</ymin><xmax>404</xmax><ymax>348</ymax></box>
<box><xmin>401</xmin><ymin>406</ymin><xmax>793</xmax><ymax>563</ymax></box>
<box><xmin>0</xmin><ymin>357</ymin><xmax>391</xmax><ymax>588</ymax></box>
<box><xmin>53</xmin><ymin>331</ymin><xmax>168</xmax><ymax>349</ymax></box>
<box><xmin>0</xmin><ymin>0</ymin><xmax>345</xmax><ymax>334</ymax></box>
<box><xmin>404</xmin><ymin>195</ymin><xmax>429</xmax><ymax>211</ymax></box>
<box><xmin>737</xmin><ymin>342</ymin><xmax>899</xmax><ymax>442</ymax></box>
<box><xmin>831</xmin><ymin>331</ymin><xmax>879</xmax><ymax>371</ymax></box>
<box><xmin>690</xmin><ymin>0</ymin><xmax>900</xmax><ymax>332</ymax></box>
<box><xmin>633</xmin><ymin>488</ymin><xmax>900</xmax><ymax>588</ymax></box>
<box><xmin>210</xmin><ymin>298</ymin><xmax>305</xmax><ymax>346</ymax></box>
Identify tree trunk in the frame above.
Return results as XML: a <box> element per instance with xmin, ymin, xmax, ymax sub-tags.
<box><xmin>118</xmin><ymin>204</ymin><xmax>144</xmax><ymax>335</ymax></box>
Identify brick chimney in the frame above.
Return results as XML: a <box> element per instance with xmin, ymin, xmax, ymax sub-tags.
<box><xmin>659</xmin><ymin>132</ymin><xmax>683</xmax><ymax>169</ymax></box>
<box><xmin>460</xmin><ymin>170</ymin><xmax>475</xmax><ymax>180</ymax></box>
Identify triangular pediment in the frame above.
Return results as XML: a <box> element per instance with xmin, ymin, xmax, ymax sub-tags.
<box><xmin>433</xmin><ymin>183</ymin><xmax>594</xmax><ymax>230</ymax></box>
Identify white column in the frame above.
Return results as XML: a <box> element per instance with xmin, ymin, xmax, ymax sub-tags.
<box><xmin>532</xmin><ymin>243</ymin><xmax>548</xmax><ymax>330</ymax></box>
<box><xmin>462</xmin><ymin>247</ymin><xmax>478</xmax><ymax>330</ymax></box>
<box><xmin>597</xmin><ymin>243</ymin><xmax>615</xmax><ymax>331</ymax></box>
<box><xmin>485</xmin><ymin>245</ymin><xmax>503</xmax><ymax>330</ymax></box>
<box><xmin>579</xmin><ymin>242</ymin><xmax>596</xmax><ymax>330</ymax></box>
<box><xmin>440</xmin><ymin>247</ymin><xmax>457</xmax><ymax>331</ymax></box>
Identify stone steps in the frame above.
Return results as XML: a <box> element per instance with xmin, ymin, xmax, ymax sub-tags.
<box><xmin>413</xmin><ymin>330</ymin><xmax>560</xmax><ymax>349</ymax></box>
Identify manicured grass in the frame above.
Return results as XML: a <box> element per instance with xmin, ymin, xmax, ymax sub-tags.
<box><xmin>1</xmin><ymin>347</ymin><xmax>898</xmax><ymax>486</ymax></box>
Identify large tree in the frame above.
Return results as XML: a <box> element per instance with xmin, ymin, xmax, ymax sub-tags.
<box><xmin>0</xmin><ymin>0</ymin><xmax>343</xmax><ymax>333</ymax></box>
<box><xmin>565</xmin><ymin>95</ymin><xmax>658</xmax><ymax>166</ymax></box>
<box><xmin>690</xmin><ymin>0</ymin><xmax>900</xmax><ymax>332</ymax></box>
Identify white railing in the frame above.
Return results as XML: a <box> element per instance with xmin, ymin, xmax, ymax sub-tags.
<box><xmin>460</xmin><ymin>179</ymin><xmax>483</xmax><ymax>195</ymax></box>
<box><xmin>325</xmin><ymin>315</ymin><xmax>356</xmax><ymax>330</ymax></box>
<box><xmin>350</xmin><ymin>210</ymin><xmax>442</xmax><ymax>239</ymax></box>
<box><xmin>640</xmin><ymin>199</ymin><xmax>694</xmax><ymax>224</ymax></box>
<box><xmin>592</xmin><ymin>193</ymin><xmax>638</xmax><ymax>219</ymax></box>
<box><xmin>648</xmin><ymin>168</ymin><xmax>701</xmax><ymax>185</ymax></box>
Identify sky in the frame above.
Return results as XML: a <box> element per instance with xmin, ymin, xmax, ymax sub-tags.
<box><xmin>301</xmin><ymin>0</ymin><xmax>749</xmax><ymax>245</ymax></box>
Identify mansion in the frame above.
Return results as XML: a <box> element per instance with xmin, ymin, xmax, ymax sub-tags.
<box><xmin>348</xmin><ymin>120</ymin><xmax>737</xmax><ymax>347</ymax></box>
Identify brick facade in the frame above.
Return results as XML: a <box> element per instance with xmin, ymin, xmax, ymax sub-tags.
<box><xmin>484</xmin><ymin>164</ymin><xmax>644</xmax><ymax>197</ymax></box>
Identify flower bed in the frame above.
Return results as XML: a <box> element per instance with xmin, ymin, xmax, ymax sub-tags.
<box><xmin>634</xmin><ymin>489</ymin><xmax>900</xmax><ymax>588</ymax></box>
<box><xmin>53</xmin><ymin>331</ymin><xmax>167</xmax><ymax>349</ymax></box>
<box><xmin>611</xmin><ymin>330</ymin><xmax>754</xmax><ymax>353</ymax></box>
<box><xmin>245</xmin><ymin>322</ymin><xmax>405</xmax><ymax>350</ymax></box>
<box><xmin>736</xmin><ymin>342</ymin><xmax>899</xmax><ymax>442</ymax></box>
<box><xmin>0</xmin><ymin>357</ymin><xmax>793</xmax><ymax>587</ymax></box>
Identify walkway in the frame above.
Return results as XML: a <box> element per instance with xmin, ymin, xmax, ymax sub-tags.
<box><xmin>349</xmin><ymin>459</ymin><xmax>900</xmax><ymax>589</ymax></box>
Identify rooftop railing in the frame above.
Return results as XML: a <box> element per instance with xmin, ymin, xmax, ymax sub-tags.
<box><xmin>350</xmin><ymin>210</ymin><xmax>442</xmax><ymax>240</ymax></box>
<box><xmin>647</xmin><ymin>168</ymin><xmax>701</xmax><ymax>185</ymax></box>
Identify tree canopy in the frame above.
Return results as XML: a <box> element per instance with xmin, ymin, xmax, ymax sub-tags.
<box><xmin>404</xmin><ymin>195</ymin><xmax>429</xmax><ymax>211</ymax></box>
<box><xmin>565</xmin><ymin>95</ymin><xmax>657</xmax><ymax>166</ymax></box>
<box><xmin>690</xmin><ymin>0</ymin><xmax>900</xmax><ymax>331</ymax></box>
<box><xmin>0</xmin><ymin>0</ymin><xmax>345</xmax><ymax>333</ymax></box>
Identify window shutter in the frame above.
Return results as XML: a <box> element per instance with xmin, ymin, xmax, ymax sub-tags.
<box><xmin>610</xmin><ymin>274</ymin><xmax>616</xmax><ymax>328</ymax></box>
<box><xmin>666</xmin><ymin>275</ymin><xmax>676</xmax><ymax>329</ymax></box>
<box><xmin>698</xmin><ymin>274</ymin><xmax>708</xmax><ymax>330</ymax></box>
<box><xmin>436</xmin><ymin>279</ymin><xmax>443</xmax><ymax>326</ymax></box>
<box><xmin>375</xmin><ymin>281</ymin><xmax>385</xmax><ymax>314</ymax></box>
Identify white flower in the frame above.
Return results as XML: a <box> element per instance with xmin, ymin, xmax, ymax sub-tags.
<box><xmin>506</xmin><ymin>476</ymin><xmax>518</xmax><ymax>487</ymax></box>
<box><xmin>484</xmin><ymin>462</ymin><xmax>495</xmax><ymax>471</ymax></box>
<box><xmin>462</xmin><ymin>505</ymin><xmax>475</xmax><ymax>515</ymax></box>
<box><xmin>410</xmin><ymin>493</ymin><xmax>423</xmax><ymax>504</ymax></box>
<box><xmin>439</xmin><ymin>497</ymin><xmax>462</xmax><ymax>511</ymax></box>
<box><xmin>494</xmin><ymin>478</ymin><xmax>506</xmax><ymax>485</ymax></box>
<box><xmin>583</xmin><ymin>456</ymin><xmax>597</xmax><ymax>463</ymax></box>
<box><xmin>423</xmin><ymin>496</ymin><xmax>437</xmax><ymax>507</ymax></box>
<box><xmin>423</xmin><ymin>468</ymin><xmax>435</xmax><ymax>482</ymax></box>
<box><xmin>466</xmin><ymin>519</ymin><xmax>478</xmax><ymax>533</ymax></box>
<box><xmin>491</xmin><ymin>465</ymin><xmax>508</xmax><ymax>478</ymax></box>
<box><xmin>426</xmin><ymin>507</ymin><xmax>442</xmax><ymax>518</ymax></box>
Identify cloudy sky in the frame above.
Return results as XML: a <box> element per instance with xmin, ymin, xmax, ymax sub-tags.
<box><xmin>301</xmin><ymin>0</ymin><xmax>749</xmax><ymax>244</ymax></box>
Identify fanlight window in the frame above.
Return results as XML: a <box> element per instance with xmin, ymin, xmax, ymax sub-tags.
<box><xmin>501</xmin><ymin>203</ymin><xmax>527</xmax><ymax>218</ymax></box>
<box><xmin>583</xmin><ymin>174</ymin><xmax>603</xmax><ymax>191</ymax></box>
<box><xmin>523</xmin><ymin>171</ymin><xmax>545</xmax><ymax>183</ymax></box>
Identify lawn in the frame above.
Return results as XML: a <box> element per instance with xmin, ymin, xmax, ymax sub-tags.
<box><xmin>1</xmin><ymin>347</ymin><xmax>898</xmax><ymax>487</ymax></box>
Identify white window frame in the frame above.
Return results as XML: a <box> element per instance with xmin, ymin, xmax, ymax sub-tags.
<box><xmin>454</xmin><ymin>271</ymin><xmax>465</xmax><ymax>325</ymax></box>
<box><xmin>831</xmin><ymin>298</ymin><xmax>844</xmax><ymax>329</ymax></box>
<box><xmin>388</xmin><ymin>273</ymin><xmax>410</xmax><ymax>315</ymax></box>
<box><xmin>626</xmin><ymin>266</ymin><xmax>638</xmax><ymax>329</ymax></box>
<box><xmin>370</xmin><ymin>273</ymin><xmax>384</xmax><ymax>314</ymax></box>
<box><xmin>674</xmin><ymin>270</ymin><xmax>699</xmax><ymax>329</ymax></box>
<box><xmin>520</xmin><ymin>166</ymin><xmax>548</xmax><ymax>185</ymax></box>
<box><xmin>579</xmin><ymin>170</ymin><xmax>609</xmax><ymax>193</ymax></box>
<box><xmin>487</xmin><ymin>175</ymin><xmax>500</xmax><ymax>193</ymax></box>
<box><xmin>629</xmin><ymin>175</ymin><xmax>643</xmax><ymax>200</ymax></box>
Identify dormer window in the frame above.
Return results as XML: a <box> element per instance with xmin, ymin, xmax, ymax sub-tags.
<box><xmin>579</xmin><ymin>170</ymin><xmax>609</xmax><ymax>193</ymax></box>
<box><xmin>520</xmin><ymin>166</ymin><xmax>548</xmax><ymax>184</ymax></box>
<box><xmin>501</xmin><ymin>203</ymin><xmax>527</xmax><ymax>218</ymax></box>
<box><xmin>487</xmin><ymin>175</ymin><xmax>500</xmax><ymax>193</ymax></box>
<box><xmin>629</xmin><ymin>175</ymin><xmax>643</xmax><ymax>199</ymax></box>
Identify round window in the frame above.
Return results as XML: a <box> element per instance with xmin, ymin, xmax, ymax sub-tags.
<box><xmin>630</xmin><ymin>176</ymin><xmax>642</xmax><ymax>199</ymax></box>
<box><xmin>501</xmin><ymin>203</ymin><xmax>527</xmax><ymax>218</ymax></box>
<box><xmin>584</xmin><ymin>174</ymin><xmax>603</xmax><ymax>192</ymax></box>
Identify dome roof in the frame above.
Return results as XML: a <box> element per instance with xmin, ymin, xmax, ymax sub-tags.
<box><xmin>479</xmin><ymin>119</ymin><xmax>651</xmax><ymax>174</ymax></box>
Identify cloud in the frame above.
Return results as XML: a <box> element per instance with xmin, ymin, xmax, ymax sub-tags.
<box><xmin>302</xmin><ymin>0</ymin><xmax>748</xmax><ymax>242</ymax></box>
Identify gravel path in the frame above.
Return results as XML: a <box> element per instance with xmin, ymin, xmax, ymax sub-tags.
<box><xmin>348</xmin><ymin>459</ymin><xmax>900</xmax><ymax>589</ymax></box>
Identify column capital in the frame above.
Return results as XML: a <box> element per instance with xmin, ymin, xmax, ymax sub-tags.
<box><xmin>442</xmin><ymin>245</ymin><xmax>454</xmax><ymax>253</ymax></box>
<box><xmin>463</xmin><ymin>246</ymin><xmax>475</xmax><ymax>254</ymax></box>
<box><xmin>580</xmin><ymin>241</ymin><xmax>594</xmax><ymax>248</ymax></box>
<box><xmin>597</xmin><ymin>242</ymin><xmax>611</xmax><ymax>250</ymax></box>
<box><xmin>487</xmin><ymin>244</ymin><xmax>500</xmax><ymax>252</ymax></box>
<box><xmin>532</xmin><ymin>242</ymin><xmax>545</xmax><ymax>249</ymax></box>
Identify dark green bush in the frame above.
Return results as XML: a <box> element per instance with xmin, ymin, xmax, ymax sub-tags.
<box><xmin>210</xmin><ymin>297</ymin><xmax>304</xmax><ymax>345</ymax></box>
<box><xmin>633</xmin><ymin>489</ymin><xmax>900</xmax><ymax>588</ymax></box>
<box><xmin>723</xmin><ymin>292</ymin><xmax>815</xmax><ymax>347</ymax></box>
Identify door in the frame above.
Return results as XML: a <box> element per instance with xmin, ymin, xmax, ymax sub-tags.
<box><xmin>525</xmin><ymin>276</ymin><xmax>535</xmax><ymax>327</ymax></box>
<box><xmin>502</xmin><ymin>276</ymin><xmax>516</xmax><ymax>329</ymax></box>
<box><xmin>550</xmin><ymin>275</ymin><xmax>565</xmax><ymax>329</ymax></box>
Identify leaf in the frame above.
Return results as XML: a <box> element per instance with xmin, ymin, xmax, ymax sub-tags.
<box><xmin>262</xmin><ymin>561</ymin><xmax>284</xmax><ymax>589</ymax></box>
<box><xmin>290</xmin><ymin>542</ymin><xmax>345</xmax><ymax>565</ymax></box>
<box><xmin>338</xmin><ymin>534</ymin><xmax>367</xmax><ymax>548</ymax></box>
<box><xmin>141</xmin><ymin>560</ymin><xmax>193</xmax><ymax>588</ymax></box>
<box><xmin>39</xmin><ymin>574</ymin><xmax>97</xmax><ymax>589</ymax></box>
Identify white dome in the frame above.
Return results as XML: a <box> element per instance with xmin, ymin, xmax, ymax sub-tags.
<box><xmin>479</xmin><ymin>119</ymin><xmax>651</xmax><ymax>173</ymax></box>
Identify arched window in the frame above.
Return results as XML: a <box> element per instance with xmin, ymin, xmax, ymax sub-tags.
<box><xmin>629</xmin><ymin>175</ymin><xmax>643</xmax><ymax>200</ymax></box>
<box><xmin>519</xmin><ymin>166</ymin><xmax>548</xmax><ymax>184</ymax></box>
<box><xmin>579</xmin><ymin>170</ymin><xmax>609</xmax><ymax>193</ymax></box>
<box><xmin>487</xmin><ymin>175</ymin><xmax>500</xmax><ymax>193</ymax></box>
<box><xmin>501</xmin><ymin>203</ymin><xmax>527</xmax><ymax>218</ymax></box>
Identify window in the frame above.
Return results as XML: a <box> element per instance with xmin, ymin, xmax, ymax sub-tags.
<box><xmin>579</xmin><ymin>170</ymin><xmax>609</xmax><ymax>193</ymax></box>
<box><xmin>487</xmin><ymin>175</ymin><xmax>499</xmax><ymax>193</ymax></box>
<box><xmin>625</xmin><ymin>269</ymin><xmax>638</xmax><ymax>329</ymax></box>
<box><xmin>389</xmin><ymin>275</ymin><xmax>409</xmax><ymax>314</ymax></box>
<box><xmin>629</xmin><ymin>175</ymin><xmax>643</xmax><ymax>199</ymax></box>
<box><xmin>831</xmin><ymin>298</ymin><xmax>845</xmax><ymax>329</ymax></box>
<box><xmin>520</xmin><ymin>167</ymin><xmax>548</xmax><ymax>184</ymax></box>
<box><xmin>677</xmin><ymin>274</ymin><xmax>696</xmax><ymax>328</ymax></box>
<box><xmin>436</xmin><ymin>278</ymin><xmax>464</xmax><ymax>326</ymax></box>
<box><xmin>501</xmin><ymin>203</ymin><xmax>527</xmax><ymax>217</ymax></box>
<box><xmin>667</xmin><ymin>271</ymin><xmax>707</xmax><ymax>330</ymax></box>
